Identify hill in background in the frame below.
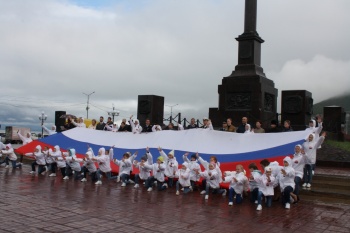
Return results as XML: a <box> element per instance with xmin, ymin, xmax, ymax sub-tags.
<box><xmin>313</xmin><ymin>93</ymin><xmax>350</xmax><ymax>115</ymax></box>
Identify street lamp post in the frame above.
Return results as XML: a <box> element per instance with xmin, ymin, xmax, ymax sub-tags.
<box><xmin>83</xmin><ymin>91</ymin><xmax>95</xmax><ymax>119</ymax></box>
<box><xmin>165</xmin><ymin>104</ymin><xmax>178</xmax><ymax>123</ymax></box>
<box><xmin>108</xmin><ymin>105</ymin><xmax>120</xmax><ymax>122</ymax></box>
<box><xmin>39</xmin><ymin>112</ymin><xmax>47</xmax><ymax>138</ymax></box>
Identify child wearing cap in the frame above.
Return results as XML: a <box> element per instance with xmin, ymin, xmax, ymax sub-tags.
<box><xmin>25</xmin><ymin>145</ymin><xmax>47</xmax><ymax>175</ymax></box>
<box><xmin>133</xmin><ymin>147</ymin><xmax>153</xmax><ymax>188</ymax></box>
<box><xmin>158</xmin><ymin>147</ymin><xmax>178</xmax><ymax>188</ymax></box>
<box><xmin>79</xmin><ymin>148</ymin><xmax>97</xmax><ymax>182</ymax></box>
<box><xmin>248</xmin><ymin>163</ymin><xmax>262</xmax><ymax>204</ymax></box>
<box><xmin>143</xmin><ymin>154</ymin><xmax>167</xmax><ymax>192</ymax></box>
<box><xmin>92</xmin><ymin>147</ymin><xmax>119</xmax><ymax>185</ymax></box>
<box><xmin>197</xmin><ymin>153</ymin><xmax>223</xmax><ymax>195</ymax></box>
<box><xmin>196</xmin><ymin>162</ymin><xmax>226</xmax><ymax>200</ymax></box>
<box><xmin>0</xmin><ymin>144</ymin><xmax>22</xmax><ymax>169</ymax></box>
<box><xmin>290</xmin><ymin>144</ymin><xmax>307</xmax><ymax>202</ymax></box>
<box><xmin>182</xmin><ymin>152</ymin><xmax>201</xmax><ymax>191</ymax></box>
<box><xmin>278</xmin><ymin>156</ymin><xmax>295</xmax><ymax>209</ymax></box>
<box><xmin>44</xmin><ymin>147</ymin><xmax>57</xmax><ymax>177</ymax></box>
<box><xmin>62</xmin><ymin>148</ymin><xmax>82</xmax><ymax>180</ymax></box>
<box><xmin>49</xmin><ymin>145</ymin><xmax>66</xmax><ymax>178</ymax></box>
<box><xmin>114</xmin><ymin>151</ymin><xmax>138</xmax><ymax>187</ymax></box>
<box><xmin>254</xmin><ymin>167</ymin><xmax>275</xmax><ymax>211</ymax></box>
<box><xmin>175</xmin><ymin>162</ymin><xmax>191</xmax><ymax>195</ymax></box>
<box><xmin>302</xmin><ymin>132</ymin><xmax>326</xmax><ymax>188</ymax></box>
<box><xmin>223</xmin><ymin>164</ymin><xmax>245</xmax><ymax>206</ymax></box>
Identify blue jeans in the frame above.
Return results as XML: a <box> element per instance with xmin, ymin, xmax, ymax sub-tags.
<box><xmin>48</xmin><ymin>163</ymin><xmax>57</xmax><ymax>173</ymax></box>
<box><xmin>303</xmin><ymin>164</ymin><xmax>315</xmax><ymax>184</ymax></box>
<box><xmin>2</xmin><ymin>157</ymin><xmax>21</xmax><ymax>168</ymax></box>
<box><xmin>97</xmin><ymin>169</ymin><xmax>118</xmax><ymax>181</ymax></box>
<box><xmin>257</xmin><ymin>191</ymin><xmax>272</xmax><ymax>207</ymax></box>
<box><xmin>120</xmin><ymin>173</ymin><xmax>130</xmax><ymax>183</ymax></box>
<box><xmin>294</xmin><ymin>177</ymin><xmax>302</xmax><ymax>195</ymax></box>
<box><xmin>250</xmin><ymin>188</ymin><xmax>259</xmax><ymax>203</ymax></box>
<box><xmin>167</xmin><ymin>177</ymin><xmax>174</xmax><ymax>187</ymax></box>
<box><xmin>282</xmin><ymin>186</ymin><xmax>294</xmax><ymax>205</ymax></box>
<box><xmin>176</xmin><ymin>181</ymin><xmax>190</xmax><ymax>194</ymax></box>
<box><xmin>205</xmin><ymin>183</ymin><xmax>225</xmax><ymax>195</ymax></box>
<box><xmin>228</xmin><ymin>187</ymin><xmax>242</xmax><ymax>204</ymax></box>
<box><xmin>81</xmin><ymin>166</ymin><xmax>97</xmax><ymax>181</ymax></box>
<box><xmin>32</xmin><ymin>161</ymin><xmax>46</xmax><ymax>174</ymax></box>
<box><xmin>145</xmin><ymin>176</ymin><xmax>166</xmax><ymax>191</ymax></box>
<box><xmin>65</xmin><ymin>165</ymin><xmax>81</xmax><ymax>180</ymax></box>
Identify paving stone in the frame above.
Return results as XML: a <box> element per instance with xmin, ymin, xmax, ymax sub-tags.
<box><xmin>1</xmin><ymin>164</ymin><xmax>350</xmax><ymax>232</ymax></box>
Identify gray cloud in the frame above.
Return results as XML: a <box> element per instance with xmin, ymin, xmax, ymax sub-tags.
<box><xmin>0</xmin><ymin>0</ymin><xmax>349</xmax><ymax>131</ymax></box>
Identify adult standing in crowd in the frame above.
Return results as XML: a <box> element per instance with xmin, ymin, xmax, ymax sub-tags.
<box><xmin>236</xmin><ymin>117</ymin><xmax>248</xmax><ymax>133</ymax></box>
<box><xmin>219</xmin><ymin>121</ymin><xmax>227</xmax><ymax>131</ymax></box>
<box><xmin>226</xmin><ymin>118</ymin><xmax>236</xmax><ymax>132</ymax></box>
<box><xmin>96</xmin><ymin>116</ymin><xmax>106</xmax><ymax>130</ymax></box>
<box><xmin>281</xmin><ymin>120</ymin><xmax>293</xmax><ymax>132</ymax></box>
<box><xmin>253</xmin><ymin>120</ymin><xmax>265</xmax><ymax>133</ymax></box>
<box><xmin>266</xmin><ymin>120</ymin><xmax>280</xmax><ymax>133</ymax></box>
<box><xmin>186</xmin><ymin>118</ymin><xmax>198</xmax><ymax>129</ymax></box>
<box><xmin>142</xmin><ymin>119</ymin><xmax>153</xmax><ymax>133</ymax></box>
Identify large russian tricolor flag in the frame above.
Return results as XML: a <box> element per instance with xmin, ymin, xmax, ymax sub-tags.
<box><xmin>15</xmin><ymin>128</ymin><xmax>308</xmax><ymax>174</ymax></box>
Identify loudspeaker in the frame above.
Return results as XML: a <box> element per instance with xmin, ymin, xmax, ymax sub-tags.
<box><xmin>137</xmin><ymin>95</ymin><xmax>164</xmax><ymax>126</ymax></box>
<box><xmin>55</xmin><ymin>111</ymin><xmax>66</xmax><ymax>133</ymax></box>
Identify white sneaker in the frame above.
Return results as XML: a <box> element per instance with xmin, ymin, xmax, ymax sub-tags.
<box><xmin>49</xmin><ymin>173</ymin><xmax>56</xmax><ymax>177</ymax></box>
<box><xmin>254</xmin><ymin>200</ymin><xmax>258</xmax><ymax>204</ymax></box>
<box><xmin>63</xmin><ymin>176</ymin><xmax>69</xmax><ymax>180</ymax></box>
<box><xmin>134</xmin><ymin>184</ymin><xmax>139</xmax><ymax>188</ymax></box>
<box><xmin>143</xmin><ymin>182</ymin><xmax>145</xmax><ymax>185</ymax></box>
<box><xmin>312</xmin><ymin>170</ymin><xmax>314</xmax><ymax>175</ymax></box>
<box><xmin>44</xmin><ymin>166</ymin><xmax>48</xmax><ymax>172</ymax></box>
<box><xmin>302</xmin><ymin>183</ymin><xmax>307</xmax><ymax>187</ymax></box>
<box><xmin>129</xmin><ymin>179</ymin><xmax>135</xmax><ymax>184</ymax></box>
<box><xmin>163</xmin><ymin>183</ymin><xmax>168</xmax><ymax>188</ymax></box>
<box><xmin>228</xmin><ymin>202</ymin><xmax>233</xmax><ymax>206</ymax></box>
<box><xmin>222</xmin><ymin>189</ymin><xmax>227</xmax><ymax>196</ymax></box>
<box><xmin>29</xmin><ymin>171</ymin><xmax>35</xmax><ymax>174</ymax></box>
<box><xmin>256</xmin><ymin>204</ymin><xmax>262</xmax><ymax>211</ymax></box>
<box><xmin>200</xmin><ymin>190</ymin><xmax>206</xmax><ymax>195</ymax></box>
<box><xmin>306</xmin><ymin>183</ymin><xmax>311</xmax><ymax>188</ymax></box>
<box><xmin>176</xmin><ymin>191</ymin><xmax>180</xmax><ymax>195</ymax></box>
<box><xmin>95</xmin><ymin>181</ymin><xmax>102</xmax><ymax>185</ymax></box>
<box><xmin>41</xmin><ymin>171</ymin><xmax>46</xmax><ymax>175</ymax></box>
<box><xmin>121</xmin><ymin>182</ymin><xmax>126</xmax><ymax>187</ymax></box>
<box><xmin>81</xmin><ymin>178</ymin><xmax>87</xmax><ymax>182</ymax></box>
<box><xmin>285</xmin><ymin>203</ymin><xmax>290</xmax><ymax>209</ymax></box>
<box><xmin>290</xmin><ymin>197</ymin><xmax>295</xmax><ymax>204</ymax></box>
<box><xmin>5</xmin><ymin>165</ymin><xmax>9</xmax><ymax>169</ymax></box>
<box><xmin>116</xmin><ymin>176</ymin><xmax>120</xmax><ymax>182</ymax></box>
<box><xmin>189</xmin><ymin>186</ymin><xmax>193</xmax><ymax>192</ymax></box>
<box><xmin>205</xmin><ymin>195</ymin><xmax>209</xmax><ymax>200</ymax></box>
<box><xmin>147</xmin><ymin>187</ymin><xmax>152</xmax><ymax>192</ymax></box>
<box><xmin>181</xmin><ymin>188</ymin><xmax>184</xmax><ymax>191</ymax></box>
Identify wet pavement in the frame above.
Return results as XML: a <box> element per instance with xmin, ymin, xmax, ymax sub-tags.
<box><xmin>1</xmin><ymin>165</ymin><xmax>350</xmax><ymax>233</ymax></box>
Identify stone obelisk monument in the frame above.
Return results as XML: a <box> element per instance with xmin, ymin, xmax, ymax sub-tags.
<box><xmin>209</xmin><ymin>0</ymin><xmax>277</xmax><ymax>128</ymax></box>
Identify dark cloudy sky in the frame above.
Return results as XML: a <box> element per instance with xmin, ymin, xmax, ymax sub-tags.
<box><xmin>0</xmin><ymin>0</ymin><xmax>349</xmax><ymax>130</ymax></box>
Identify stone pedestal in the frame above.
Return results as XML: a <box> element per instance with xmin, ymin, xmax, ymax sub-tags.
<box><xmin>209</xmin><ymin>0</ymin><xmax>277</xmax><ymax>129</ymax></box>
<box><xmin>281</xmin><ymin>90</ymin><xmax>313</xmax><ymax>131</ymax></box>
<box><xmin>323</xmin><ymin>106</ymin><xmax>345</xmax><ymax>141</ymax></box>
<box><xmin>137</xmin><ymin>95</ymin><xmax>164</xmax><ymax>126</ymax></box>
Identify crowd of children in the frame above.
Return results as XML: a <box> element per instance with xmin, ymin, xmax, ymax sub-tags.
<box><xmin>0</xmin><ymin>128</ymin><xmax>326</xmax><ymax>210</ymax></box>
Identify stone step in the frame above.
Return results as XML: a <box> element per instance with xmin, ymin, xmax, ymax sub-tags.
<box><xmin>300</xmin><ymin>186</ymin><xmax>350</xmax><ymax>200</ymax></box>
<box><xmin>311</xmin><ymin>178</ymin><xmax>350</xmax><ymax>190</ymax></box>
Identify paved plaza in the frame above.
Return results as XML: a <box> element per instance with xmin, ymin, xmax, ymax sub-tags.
<box><xmin>1</xmin><ymin>164</ymin><xmax>350</xmax><ymax>233</ymax></box>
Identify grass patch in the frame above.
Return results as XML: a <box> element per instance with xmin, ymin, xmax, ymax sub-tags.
<box><xmin>325</xmin><ymin>140</ymin><xmax>350</xmax><ymax>153</ymax></box>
